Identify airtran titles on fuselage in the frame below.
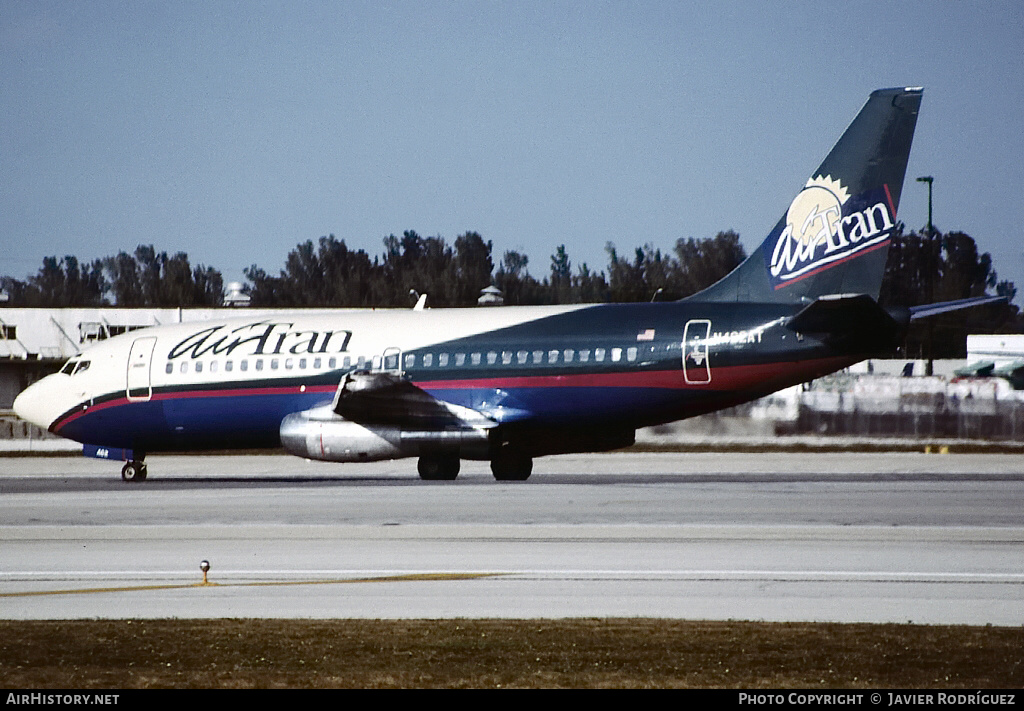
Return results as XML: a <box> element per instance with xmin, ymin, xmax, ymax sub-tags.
<box><xmin>767</xmin><ymin>176</ymin><xmax>894</xmax><ymax>289</ymax></box>
<box><xmin>167</xmin><ymin>321</ymin><xmax>353</xmax><ymax>360</ymax></box>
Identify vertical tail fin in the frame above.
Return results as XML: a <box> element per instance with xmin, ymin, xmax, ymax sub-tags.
<box><xmin>693</xmin><ymin>87</ymin><xmax>923</xmax><ymax>304</ymax></box>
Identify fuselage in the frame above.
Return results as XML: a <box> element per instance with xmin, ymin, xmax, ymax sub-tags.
<box><xmin>14</xmin><ymin>300</ymin><xmax>859</xmax><ymax>456</ymax></box>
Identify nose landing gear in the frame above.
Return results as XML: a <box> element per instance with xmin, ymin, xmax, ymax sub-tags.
<box><xmin>121</xmin><ymin>460</ymin><xmax>148</xmax><ymax>482</ymax></box>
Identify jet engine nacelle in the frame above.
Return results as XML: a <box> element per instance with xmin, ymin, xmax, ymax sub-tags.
<box><xmin>279</xmin><ymin>406</ymin><xmax>489</xmax><ymax>462</ymax></box>
<box><xmin>280</xmin><ymin>407</ymin><xmax>406</xmax><ymax>462</ymax></box>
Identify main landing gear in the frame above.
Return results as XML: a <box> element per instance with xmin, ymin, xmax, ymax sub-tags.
<box><xmin>121</xmin><ymin>460</ymin><xmax>148</xmax><ymax>482</ymax></box>
<box><xmin>416</xmin><ymin>452</ymin><xmax>534</xmax><ymax>481</ymax></box>
<box><xmin>489</xmin><ymin>451</ymin><xmax>533</xmax><ymax>481</ymax></box>
<box><xmin>417</xmin><ymin>454</ymin><xmax>461</xmax><ymax>481</ymax></box>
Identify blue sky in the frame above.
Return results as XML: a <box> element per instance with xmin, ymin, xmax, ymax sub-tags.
<box><xmin>3</xmin><ymin>1</ymin><xmax>1022</xmax><ymax>298</ymax></box>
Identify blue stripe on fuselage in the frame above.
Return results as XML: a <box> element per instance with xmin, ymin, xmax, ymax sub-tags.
<box><xmin>56</xmin><ymin>389</ymin><xmax>334</xmax><ymax>452</ymax></box>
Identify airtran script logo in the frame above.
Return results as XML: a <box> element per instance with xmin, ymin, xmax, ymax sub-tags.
<box><xmin>767</xmin><ymin>175</ymin><xmax>894</xmax><ymax>289</ymax></box>
<box><xmin>168</xmin><ymin>321</ymin><xmax>353</xmax><ymax>360</ymax></box>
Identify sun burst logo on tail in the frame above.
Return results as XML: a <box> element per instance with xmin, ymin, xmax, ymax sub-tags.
<box><xmin>767</xmin><ymin>175</ymin><xmax>894</xmax><ymax>289</ymax></box>
<box><xmin>786</xmin><ymin>175</ymin><xmax>850</xmax><ymax>248</ymax></box>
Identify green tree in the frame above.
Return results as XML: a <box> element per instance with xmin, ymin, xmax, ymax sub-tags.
<box><xmin>243</xmin><ymin>264</ymin><xmax>288</xmax><ymax>306</ymax></box>
<box><xmin>880</xmin><ymin>228</ymin><xmax>1019</xmax><ymax>358</ymax></box>
<box><xmin>318</xmin><ymin>235</ymin><xmax>379</xmax><ymax>307</ymax></box>
<box><xmin>0</xmin><ymin>276</ymin><xmax>29</xmax><ymax>306</ymax></box>
<box><xmin>606</xmin><ymin>243</ymin><xmax>650</xmax><ymax>303</ymax></box>
<box><xmin>23</xmin><ymin>256</ymin><xmax>107</xmax><ymax>307</ymax></box>
<box><xmin>572</xmin><ymin>262</ymin><xmax>609</xmax><ymax>303</ymax></box>
<box><xmin>380</xmin><ymin>231</ymin><xmax>459</xmax><ymax>306</ymax></box>
<box><xmin>191</xmin><ymin>264</ymin><xmax>225</xmax><ymax>307</ymax></box>
<box><xmin>671</xmin><ymin>230</ymin><xmax>746</xmax><ymax>298</ymax></box>
<box><xmin>103</xmin><ymin>246</ymin><xmax>223</xmax><ymax>307</ymax></box>
<box><xmin>495</xmin><ymin>250</ymin><xmax>546</xmax><ymax>305</ymax></box>
<box><xmin>104</xmin><ymin>251</ymin><xmax>144</xmax><ymax>306</ymax></box>
<box><xmin>247</xmin><ymin>236</ymin><xmax>380</xmax><ymax>307</ymax></box>
<box><xmin>451</xmin><ymin>232</ymin><xmax>495</xmax><ymax>306</ymax></box>
<box><xmin>549</xmin><ymin>245</ymin><xmax>573</xmax><ymax>304</ymax></box>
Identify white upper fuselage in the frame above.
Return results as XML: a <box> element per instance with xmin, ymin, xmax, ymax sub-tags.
<box><xmin>13</xmin><ymin>303</ymin><xmax>586</xmax><ymax>428</ymax></box>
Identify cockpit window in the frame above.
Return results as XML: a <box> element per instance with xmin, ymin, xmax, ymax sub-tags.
<box><xmin>59</xmin><ymin>360</ymin><xmax>77</xmax><ymax>375</ymax></box>
<box><xmin>72</xmin><ymin>361</ymin><xmax>91</xmax><ymax>375</ymax></box>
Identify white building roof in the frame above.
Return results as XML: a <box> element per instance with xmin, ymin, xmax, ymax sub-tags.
<box><xmin>0</xmin><ymin>307</ymin><xmax>343</xmax><ymax>361</ymax></box>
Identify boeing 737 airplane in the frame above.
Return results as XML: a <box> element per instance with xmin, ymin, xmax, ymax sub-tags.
<box><xmin>13</xmin><ymin>87</ymin><xmax>1000</xmax><ymax>482</ymax></box>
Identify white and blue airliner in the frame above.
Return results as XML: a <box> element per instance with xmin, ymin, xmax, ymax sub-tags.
<box><xmin>14</xmin><ymin>87</ymin><xmax>999</xmax><ymax>481</ymax></box>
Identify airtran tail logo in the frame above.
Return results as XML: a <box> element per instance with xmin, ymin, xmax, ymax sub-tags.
<box><xmin>767</xmin><ymin>176</ymin><xmax>894</xmax><ymax>289</ymax></box>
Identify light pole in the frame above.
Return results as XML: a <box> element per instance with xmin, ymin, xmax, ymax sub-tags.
<box><xmin>917</xmin><ymin>176</ymin><xmax>934</xmax><ymax>376</ymax></box>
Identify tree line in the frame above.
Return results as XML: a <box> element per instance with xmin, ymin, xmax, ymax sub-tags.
<box><xmin>1</xmin><ymin>246</ymin><xmax>223</xmax><ymax>308</ymax></box>
<box><xmin>1</xmin><ymin>226</ymin><xmax>1019</xmax><ymax>357</ymax></box>
<box><xmin>0</xmin><ymin>231</ymin><xmax>747</xmax><ymax>310</ymax></box>
<box><xmin>243</xmin><ymin>229</ymin><xmax>748</xmax><ymax>308</ymax></box>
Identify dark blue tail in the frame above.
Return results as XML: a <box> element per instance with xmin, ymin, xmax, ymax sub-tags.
<box><xmin>692</xmin><ymin>87</ymin><xmax>922</xmax><ymax>304</ymax></box>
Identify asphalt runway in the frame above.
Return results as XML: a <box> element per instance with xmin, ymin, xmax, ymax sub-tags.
<box><xmin>2</xmin><ymin>451</ymin><xmax>1023</xmax><ymax>623</ymax></box>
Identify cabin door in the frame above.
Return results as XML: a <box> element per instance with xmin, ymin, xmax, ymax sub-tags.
<box><xmin>126</xmin><ymin>337</ymin><xmax>157</xmax><ymax>401</ymax></box>
<box><xmin>380</xmin><ymin>346</ymin><xmax>404</xmax><ymax>376</ymax></box>
<box><xmin>682</xmin><ymin>320</ymin><xmax>712</xmax><ymax>384</ymax></box>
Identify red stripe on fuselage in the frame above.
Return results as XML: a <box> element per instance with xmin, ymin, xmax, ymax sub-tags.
<box><xmin>415</xmin><ymin>356</ymin><xmax>854</xmax><ymax>392</ymax></box>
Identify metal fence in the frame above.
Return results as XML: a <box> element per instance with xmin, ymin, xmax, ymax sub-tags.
<box><xmin>781</xmin><ymin>376</ymin><xmax>1024</xmax><ymax>440</ymax></box>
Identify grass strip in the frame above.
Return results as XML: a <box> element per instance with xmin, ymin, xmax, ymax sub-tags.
<box><xmin>1</xmin><ymin>619</ymin><xmax>1021</xmax><ymax>688</ymax></box>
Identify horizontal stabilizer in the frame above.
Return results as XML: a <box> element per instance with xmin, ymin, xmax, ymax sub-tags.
<box><xmin>908</xmin><ymin>295</ymin><xmax>1007</xmax><ymax>320</ymax></box>
<box><xmin>786</xmin><ymin>294</ymin><xmax>904</xmax><ymax>352</ymax></box>
<box><xmin>786</xmin><ymin>294</ymin><xmax>894</xmax><ymax>333</ymax></box>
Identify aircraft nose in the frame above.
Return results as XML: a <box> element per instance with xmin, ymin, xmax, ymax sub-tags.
<box><xmin>13</xmin><ymin>378</ymin><xmax>59</xmax><ymax>431</ymax></box>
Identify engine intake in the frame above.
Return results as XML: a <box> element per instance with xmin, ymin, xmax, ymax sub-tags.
<box><xmin>280</xmin><ymin>406</ymin><xmax>489</xmax><ymax>462</ymax></box>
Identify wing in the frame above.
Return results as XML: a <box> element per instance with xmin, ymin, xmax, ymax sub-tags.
<box><xmin>280</xmin><ymin>369</ymin><xmax>496</xmax><ymax>464</ymax></box>
<box><xmin>332</xmin><ymin>370</ymin><xmax>494</xmax><ymax>429</ymax></box>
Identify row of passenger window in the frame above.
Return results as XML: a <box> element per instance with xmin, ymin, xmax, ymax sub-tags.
<box><xmin>165</xmin><ymin>345</ymin><xmax>650</xmax><ymax>376</ymax></box>
<box><xmin>166</xmin><ymin>355</ymin><xmax>360</xmax><ymax>375</ymax></box>
<box><xmin>399</xmin><ymin>346</ymin><xmax>641</xmax><ymax>370</ymax></box>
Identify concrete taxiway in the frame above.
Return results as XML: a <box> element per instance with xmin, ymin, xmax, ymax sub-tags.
<box><xmin>2</xmin><ymin>451</ymin><xmax>1022</xmax><ymax>623</ymax></box>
